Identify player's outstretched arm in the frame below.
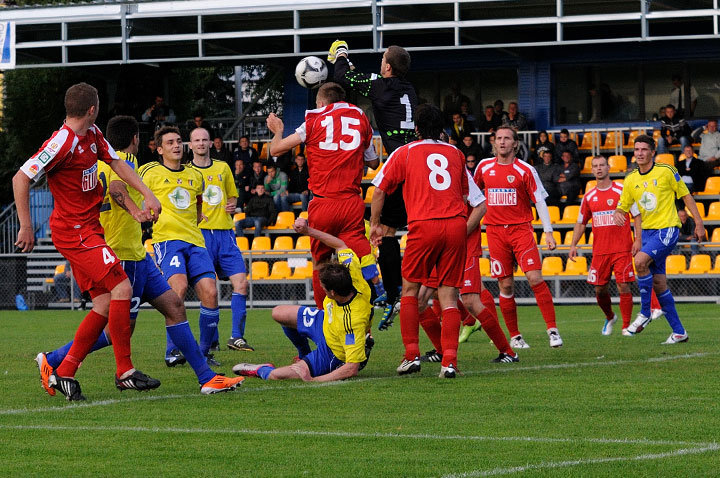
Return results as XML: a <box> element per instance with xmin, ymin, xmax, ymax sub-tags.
<box><xmin>267</xmin><ymin>113</ymin><xmax>302</xmax><ymax>157</ymax></box>
<box><xmin>312</xmin><ymin>362</ymin><xmax>360</xmax><ymax>382</ymax></box>
<box><xmin>369</xmin><ymin>188</ymin><xmax>386</xmax><ymax>246</ymax></box>
<box><xmin>12</xmin><ymin>171</ymin><xmax>34</xmax><ymax>252</ymax></box>
<box><xmin>467</xmin><ymin>202</ymin><xmax>486</xmax><ymax>236</ymax></box>
<box><xmin>108</xmin><ymin>180</ymin><xmax>148</xmax><ymax>223</ymax></box>
<box><xmin>534</xmin><ymin>199</ymin><xmax>556</xmax><ymax>250</ymax></box>
<box><xmin>682</xmin><ymin>194</ymin><xmax>705</xmax><ymax>242</ymax></box>
<box><xmin>293</xmin><ymin>217</ymin><xmax>347</xmax><ymax>251</ymax></box>
<box><xmin>111</xmin><ymin>159</ymin><xmax>162</xmax><ymax>222</ymax></box>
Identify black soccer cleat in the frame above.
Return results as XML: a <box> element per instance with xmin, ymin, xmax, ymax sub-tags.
<box><xmin>359</xmin><ymin>333</ymin><xmax>375</xmax><ymax>371</ymax></box>
<box><xmin>491</xmin><ymin>352</ymin><xmax>519</xmax><ymax>363</ymax></box>
<box><xmin>48</xmin><ymin>373</ymin><xmax>86</xmax><ymax>401</ymax></box>
<box><xmin>205</xmin><ymin>353</ymin><xmax>222</xmax><ymax>367</ymax></box>
<box><xmin>165</xmin><ymin>348</ymin><xmax>186</xmax><ymax>367</ymax></box>
<box><xmin>420</xmin><ymin>349</ymin><xmax>443</xmax><ymax>363</ymax></box>
<box><xmin>115</xmin><ymin>370</ymin><xmax>161</xmax><ymax>392</ymax></box>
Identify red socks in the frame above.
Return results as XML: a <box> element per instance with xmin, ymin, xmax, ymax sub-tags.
<box><xmin>596</xmin><ymin>291</ymin><xmax>614</xmax><ymax>320</ymax></box>
<box><xmin>498</xmin><ymin>294</ymin><xmax>519</xmax><ymax>337</ymax></box>
<box><xmin>477</xmin><ymin>308</ymin><xmax>514</xmax><ymax>355</ymax></box>
<box><xmin>55</xmin><ymin>310</ymin><xmax>108</xmax><ymax>378</ymax></box>
<box><xmin>440</xmin><ymin>307</ymin><xmax>461</xmax><ymax>367</ymax></box>
<box><xmin>651</xmin><ymin>290</ymin><xmax>661</xmax><ymax>310</ymax></box>
<box><xmin>108</xmin><ymin>299</ymin><xmax>134</xmax><ymax>377</ymax></box>
<box><xmin>531</xmin><ymin>281</ymin><xmax>557</xmax><ymax>329</ymax></box>
<box><xmin>400</xmin><ymin>296</ymin><xmax>420</xmax><ymax>360</ymax></box>
<box><xmin>619</xmin><ymin>292</ymin><xmax>633</xmax><ymax>328</ymax></box>
<box><xmin>312</xmin><ymin>270</ymin><xmax>325</xmax><ymax>309</ymax></box>
<box><xmin>480</xmin><ymin>288</ymin><xmax>498</xmax><ymax>321</ymax></box>
<box><xmin>419</xmin><ymin>307</ymin><xmax>443</xmax><ymax>353</ymax></box>
<box><xmin>458</xmin><ymin>300</ymin><xmax>476</xmax><ymax>327</ymax></box>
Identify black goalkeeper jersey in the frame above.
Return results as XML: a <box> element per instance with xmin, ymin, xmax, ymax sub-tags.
<box><xmin>334</xmin><ymin>56</ymin><xmax>418</xmax><ymax>154</ymax></box>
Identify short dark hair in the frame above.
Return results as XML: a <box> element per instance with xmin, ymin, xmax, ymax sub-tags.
<box><xmin>154</xmin><ymin>125</ymin><xmax>182</xmax><ymax>147</ymax></box>
<box><xmin>560</xmin><ymin>128</ymin><xmax>570</xmax><ymax>136</ymax></box>
<box><xmin>494</xmin><ymin>99</ymin><xmax>504</xmax><ymax>107</ymax></box>
<box><xmin>319</xmin><ymin>262</ymin><xmax>354</xmax><ymax>296</ymax></box>
<box><xmin>466</xmin><ymin>155</ymin><xmax>477</xmax><ymax>162</ymax></box>
<box><xmin>671</xmin><ymin>74</ymin><xmax>682</xmax><ymax>82</ymax></box>
<box><xmin>414</xmin><ymin>104</ymin><xmax>444</xmax><ymax>140</ymax></box>
<box><xmin>106</xmin><ymin>115</ymin><xmax>138</xmax><ymax>151</ymax></box>
<box><xmin>266</xmin><ymin>164</ymin><xmax>277</xmax><ymax>171</ymax></box>
<box><xmin>592</xmin><ymin>155</ymin><xmax>608</xmax><ymax>165</ymax></box>
<box><xmin>317</xmin><ymin>82</ymin><xmax>345</xmax><ymax>104</ymax></box>
<box><xmin>665</xmin><ymin>104</ymin><xmax>676</xmax><ymax>110</ymax></box>
<box><xmin>65</xmin><ymin>82</ymin><xmax>98</xmax><ymax>118</ymax></box>
<box><xmin>634</xmin><ymin>134</ymin><xmax>656</xmax><ymax>150</ymax></box>
<box><xmin>240</xmin><ymin>135</ymin><xmax>250</xmax><ymax>141</ymax></box>
<box><xmin>385</xmin><ymin>45</ymin><xmax>411</xmax><ymax>78</ymax></box>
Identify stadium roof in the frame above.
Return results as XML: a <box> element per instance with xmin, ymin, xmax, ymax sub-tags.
<box><xmin>1</xmin><ymin>0</ymin><xmax>719</xmax><ymax>69</ymax></box>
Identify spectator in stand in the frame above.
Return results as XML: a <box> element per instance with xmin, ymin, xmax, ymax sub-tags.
<box><xmin>54</xmin><ymin>261</ymin><xmax>82</xmax><ymax>303</ymax></box>
<box><xmin>234</xmin><ymin>159</ymin><xmax>251</xmax><ymax>208</ymax></box>
<box><xmin>698</xmin><ymin>119</ymin><xmax>720</xmax><ymax>170</ymax></box>
<box><xmin>676</xmin><ymin>208</ymin><xmax>699</xmax><ymax>255</ymax></box>
<box><xmin>477</xmin><ymin>105</ymin><xmax>501</xmax><ymax>133</ymax></box>
<box><xmin>532</xmin><ymin>130</ymin><xmax>555</xmax><ymax>165</ymax></box>
<box><xmin>460</xmin><ymin>100</ymin><xmax>476</xmax><ymax>124</ymax></box>
<box><xmin>555</xmin><ymin>128</ymin><xmax>579</xmax><ymax>165</ymax></box>
<box><xmin>652</xmin><ymin>105</ymin><xmax>667</xmax><ymax>122</ymax></box>
<box><xmin>677</xmin><ymin>145</ymin><xmax>707</xmax><ymax>193</ymax></box>
<box><xmin>458</xmin><ymin>133</ymin><xmax>481</xmax><ymax>160</ymax></box>
<box><xmin>191</xmin><ymin>115</ymin><xmax>214</xmax><ymax>139</ymax></box>
<box><xmin>465</xmin><ymin>154</ymin><xmax>479</xmax><ymax>175</ymax></box>
<box><xmin>557</xmin><ymin>150</ymin><xmax>581</xmax><ymax>203</ymax></box>
<box><xmin>287</xmin><ymin>153</ymin><xmax>310</xmax><ymax>211</ymax></box>
<box><xmin>264</xmin><ymin>164</ymin><xmax>289</xmax><ymax>212</ymax></box>
<box><xmin>669</xmin><ymin>74</ymin><xmax>697</xmax><ymax>118</ymax></box>
<box><xmin>534</xmin><ymin>148</ymin><xmax>562</xmax><ymax>206</ymax></box>
<box><xmin>234</xmin><ymin>136</ymin><xmax>260</xmax><ymax>169</ymax></box>
<box><xmin>140</xmin><ymin>138</ymin><xmax>160</xmax><ymax>165</ymax></box>
<box><xmin>248</xmin><ymin>159</ymin><xmax>266</xmax><ymax>194</ymax></box>
<box><xmin>482</xmin><ymin>132</ymin><xmax>496</xmax><ymax>158</ymax></box>
<box><xmin>266</xmin><ymin>150</ymin><xmax>293</xmax><ymax>175</ymax></box>
<box><xmin>449</xmin><ymin>112</ymin><xmax>473</xmax><ymax>144</ymax></box>
<box><xmin>443</xmin><ymin>83</ymin><xmax>471</xmax><ymax>122</ymax></box>
<box><xmin>210</xmin><ymin>136</ymin><xmax>234</xmax><ymax>169</ymax></box>
<box><xmin>493</xmin><ymin>99</ymin><xmax>507</xmax><ymax>120</ymax></box>
<box><xmin>235</xmin><ymin>184</ymin><xmax>276</xmax><ymax>237</ymax></box>
<box><xmin>658</xmin><ymin>104</ymin><xmax>692</xmax><ymax>154</ymax></box>
<box><xmin>502</xmin><ymin>101</ymin><xmax>528</xmax><ymax>132</ymax></box>
<box><xmin>142</xmin><ymin>95</ymin><xmax>176</xmax><ymax>130</ymax></box>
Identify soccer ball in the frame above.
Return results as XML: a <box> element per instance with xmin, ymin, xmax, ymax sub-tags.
<box><xmin>295</xmin><ymin>56</ymin><xmax>328</xmax><ymax>89</ymax></box>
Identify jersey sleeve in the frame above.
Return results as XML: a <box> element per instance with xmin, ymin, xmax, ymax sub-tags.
<box><xmin>371</xmin><ymin>147</ymin><xmax>404</xmax><ymax>194</ymax></box>
<box><xmin>295</xmin><ymin>121</ymin><xmax>308</xmax><ymax>142</ymax></box>
<box><xmin>466</xmin><ymin>169</ymin><xmax>485</xmax><ymax>207</ymax></box>
<box><xmin>670</xmin><ymin>168</ymin><xmax>690</xmax><ymax>199</ymax></box>
<box><xmin>92</xmin><ymin>125</ymin><xmax>120</xmax><ymax>164</ymax></box>
<box><xmin>578</xmin><ymin>195</ymin><xmax>591</xmax><ymax>224</ymax></box>
<box><xmin>221</xmin><ymin>162</ymin><xmax>239</xmax><ymax>198</ymax></box>
<box><xmin>334</xmin><ymin>56</ymin><xmax>375</xmax><ymax>97</ymax></box>
<box><xmin>629</xmin><ymin>202</ymin><xmax>640</xmax><ymax>217</ymax></box>
<box><xmin>617</xmin><ymin>177</ymin><xmax>634</xmax><ymax>212</ymax></box>
<box><xmin>20</xmin><ymin>128</ymin><xmax>76</xmax><ymax>181</ymax></box>
<box><xmin>527</xmin><ymin>166</ymin><xmax>549</xmax><ymax>203</ymax></box>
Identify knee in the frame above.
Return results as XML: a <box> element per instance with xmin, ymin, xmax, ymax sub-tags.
<box><xmin>111</xmin><ymin>280</ymin><xmax>132</xmax><ymax>300</ymax></box>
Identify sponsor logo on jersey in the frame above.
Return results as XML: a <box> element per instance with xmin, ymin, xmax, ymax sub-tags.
<box><xmin>81</xmin><ymin>163</ymin><xmax>98</xmax><ymax>192</ymax></box>
<box><xmin>489</xmin><ymin>170</ymin><xmax>496</xmax><ymax>176</ymax></box>
<box><xmin>639</xmin><ymin>191</ymin><xmax>657</xmax><ymax>211</ymax></box>
<box><xmin>28</xmin><ymin>163</ymin><xmax>40</xmax><ymax>176</ymax></box>
<box><xmin>77</xmin><ymin>145</ymin><xmax>85</xmax><ymax>154</ymax></box>
<box><xmin>49</xmin><ymin>142</ymin><xmax>60</xmax><ymax>152</ymax></box>
<box><xmin>168</xmin><ymin>186</ymin><xmax>192</xmax><ymax>210</ymax></box>
<box><xmin>592</xmin><ymin>196</ymin><xmax>598</xmax><ymax>202</ymax></box>
<box><xmin>487</xmin><ymin>188</ymin><xmax>517</xmax><ymax>206</ymax></box>
<box><xmin>507</xmin><ymin>175</ymin><xmax>515</xmax><ymax>183</ymax></box>
<box><xmin>592</xmin><ymin>210</ymin><xmax>615</xmax><ymax>227</ymax></box>
<box><xmin>90</xmin><ymin>143</ymin><xmax>97</xmax><ymax>154</ymax></box>
<box><xmin>38</xmin><ymin>151</ymin><xmax>52</xmax><ymax>164</ymax></box>
<box><xmin>164</xmin><ymin>179</ymin><xmax>170</xmax><ymax>184</ymax></box>
<box><xmin>203</xmin><ymin>184</ymin><xmax>223</xmax><ymax>206</ymax></box>
<box><xmin>464</xmin><ymin>279</ymin><xmax>472</xmax><ymax>287</ymax></box>
<box><xmin>527</xmin><ymin>258</ymin><xmax>534</xmax><ymax>265</ymax></box>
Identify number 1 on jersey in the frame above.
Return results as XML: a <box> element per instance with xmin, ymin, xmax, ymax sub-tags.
<box><xmin>400</xmin><ymin>94</ymin><xmax>414</xmax><ymax>130</ymax></box>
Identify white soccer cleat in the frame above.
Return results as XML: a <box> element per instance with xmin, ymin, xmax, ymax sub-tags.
<box><xmin>651</xmin><ymin>308</ymin><xmax>665</xmax><ymax>320</ymax></box>
<box><xmin>621</xmin><ymin>328</ymin><xmax>633</xmax><ymax>337</ymax></box>
<box><xmin>602</xmin><ymin>314</ymin><xmax>617</xmax><ymax>336</ymax></box>
<box><xmin>627</xmin><ymin>312</ymin><xmax>652</xmax><ymax>334</ymax></box>
<box><xmin>547</xmin><ymin>328</ymin><xmax>563</xmax><ymax>348</ymax></box>
<box><xmin>662</xmin><ymin>332</ymin><xmax>689</xmax><ymax>344</ymax></box>
<box><xmin>510</xmin><ymin>335</ymin><xmax>530</xmax><ymax>349</ymax></box>
<box><xmin>396</xmin><ymin>357</ymin><xmax>421</xmax><ymax>375</ymax></box>
<box><xmin>438</xmin><ymin>364</ymin><xmax>457</xmax><ymax>378</ymax></box>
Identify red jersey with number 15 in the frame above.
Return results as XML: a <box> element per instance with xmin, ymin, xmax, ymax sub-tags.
<box><xmin>295</xmin><ymin>102</ymin><xmax>376</xmax><ymax>198</ymax></box>
<box><xmin>579</xmin><ymin>181</ymin><xmax>639</xmax><ymax>255</ymax></box>
<box><xmin>475</xmin><ymin>157</ymin><xmax>548</xmax><ymax>226</ymax></box>
<box><xmin>19</xmin><ymin>123</ymin><xmax>118</xmax><ymax>233</ymax></box>
<box><xmin>373</xmin><ymin>140</ymin><xmax>478</xmax><ymax>223</ymax></box>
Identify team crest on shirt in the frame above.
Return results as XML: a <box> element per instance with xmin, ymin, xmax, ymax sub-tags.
<box><xmin>90</xmin><ymin>143</ymin><xmax>97</xmax><ymax>154</ymax></box>
<box><xmin>81</xmin><ymin>163</ymin><xmax>98</xmax><ymax>192</ymax></box>
<box><xmin>177</xmin><ymin>178</ymin><xmax>182</xmax><ymax>184</ymax></box>
<box><xmin>203</xmin><ymin>185</ymin><xmax>223</xmax><ymax>206</ymax></box>
<box><xmin>507</xmin><ymin>175</ymin><xmax>515</xmax><ymax>183</ymax></box>
<box><xmin>168</xmin><ymin>186</ymin><xmax>191</xmax><ymax>210</ymax></box>
<box><xmin>208</xmin><ymin>175</ymin><xmax>213</xmax><ymax>182</ymax></box>
<box><xmin>607</xmin><ymin>199</ymin><xmax>614</xmax><ymax>206</ymax></box>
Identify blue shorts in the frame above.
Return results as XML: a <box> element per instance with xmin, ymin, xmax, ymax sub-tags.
<box><xmin>123</xmin><ymin>254</ymin><xmax>172</xmax><ymax>319</ymax></box>
<box><xmin>202</xmin><ymin>229</ymin><xmax>247</xmax><ymax>279</ymax></box>
<box><xmin>296</xmin><ymin>306</ymin><xmax>344</xmax><ymax>377</ymax></box>
<box><xmin>153</xmin><ymin>240</ymin><xmax>216</xmax><ymax>286</ymax></box>
<box><xmin>641</xmin><ymin>227</ymin><xmax>679</xmax><ymax>275</ymax></box>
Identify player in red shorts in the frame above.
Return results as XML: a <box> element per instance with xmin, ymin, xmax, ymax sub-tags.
<box><xmin>13</xmin><ymin>83</ymin><xmax>162</xmax><ymax>401</ymax></box>
<box><xmin>475</xmin><ymin>126</ymin><xmax>563</xmax><ymax>349</ymax></box>
<box><xmin>370</xmin><ymin>104</ymin><xmax>485</xmax><ymax>378</ymax></box>
<box><xmin>568</xmin><ymin>155</ymin><xmax>663</xmax><ymax>335</ymax></box>
<box><xmin>266</xmin><ymin>82</ymin><xmax>380</xmax><ymax>308</ymax></box>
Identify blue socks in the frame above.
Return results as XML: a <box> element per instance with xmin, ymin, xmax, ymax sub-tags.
<box><xmin>282</xmin><ymin>326</ymin><xmax>312</xmax><ymax>357</ymax></box>
<box><xmin>637</xmin><ymin>274</ymin><xmax>654</xmax><ymax>317</ymax></box>
<box><xmin>46</xmin><ymin>331</ymin><xmax>111</xmax><ymax>369</ymax></box>
<box><xmin>199</xmin><ymin>306</ymin><xmax>220</xmax><ymax>355</ymax></box>
<box><xmin>166</xmin><ymin>321</ymin><xmax>216</xmax><ymax>384</ymax></box>
<box><xmin>231</xmin><ymin>292</ymin><xmax>247</xmax><ymax>339</ymax></box>
<box><xmin>656</xmin><ymin>290</ymin><xmax>685</xmax><ymax>335</ymax></box>
<box><xmin>257</xmin><ymin>365</ymin><xmax>275</xmax><ymax>380</ymax></box>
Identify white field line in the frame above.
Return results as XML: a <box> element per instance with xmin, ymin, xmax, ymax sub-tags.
<box><xmin>0</xmin><ymin>351</ymin><xmax>715</xmax><ymax>417</ymax></box>
<box><xmin>0</xmin><ymin>423</ymin><xmax>717</xmax><ymax>450</ymax></box>
<box><xmin>441</xmin><ymin>444</ymin><xmax>720</xmax><ymax>477</ymax></box>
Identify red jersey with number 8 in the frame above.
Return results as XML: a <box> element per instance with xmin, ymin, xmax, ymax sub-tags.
<box><xmin>295</xmin><ymin>102</ymin><xmax>375</xmax><ymax>198</ymax></box>
<box><xmin>373</xmin><ymin>140</ymin><xmax>470</xmax><ymax>223</ymax></box>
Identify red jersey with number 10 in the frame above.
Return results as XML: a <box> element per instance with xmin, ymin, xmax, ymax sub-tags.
<box><xmin>19</xmin><ymin>123</ymin><xmax>118</xmax><ymax>233</ymax></box>
<box><xmin>579</xmin><ymin>182</ymin><xmax>638</xmax><ymax>255</ymax></box>
<box><xmin>295</xmin><ymin>102</ymin><xmax>375</xmax><ymax>198</ymax></box>
<box><xmin>373</xmin><ymin>140</ymin><xmax>471</xmax><ymax>223</ymax></box>
<box><xmin>475</xmin><ymin>157</ymin><xmax>547</xmax><ymax>226</ymax></box>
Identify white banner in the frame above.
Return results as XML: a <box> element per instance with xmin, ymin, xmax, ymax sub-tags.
<box><xmin>0</xmin><ymin>21</ymin><xmax>15</xmax><ymax>70</ymax></box>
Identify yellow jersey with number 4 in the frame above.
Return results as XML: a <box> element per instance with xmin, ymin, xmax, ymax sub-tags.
<box><xmin>618</xmin><ymin>162</ymin><xmax>688</xmax><ymax>229</ymax></box>
<box><xmin>187</xmin><ymin>160</ymin><xmax>238</xmax><ymax>230</ymax></box>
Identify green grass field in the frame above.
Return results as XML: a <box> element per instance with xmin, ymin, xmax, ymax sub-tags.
<box><xmin>1</xmin><ymin>304</ymin><xmax>718</xmax><ymax>477</ymax></box>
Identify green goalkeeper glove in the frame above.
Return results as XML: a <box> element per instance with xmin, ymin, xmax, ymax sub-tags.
<box><xmin>327</xmin><ymin>40</ymin><xmax>349</xmax><ymax>64</ymax></box>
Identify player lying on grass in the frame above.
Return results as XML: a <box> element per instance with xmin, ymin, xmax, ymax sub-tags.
<box><xmin>233</xmin><ymin>218</ymin><xmax>373</xmax><ymax>382</ymax></box>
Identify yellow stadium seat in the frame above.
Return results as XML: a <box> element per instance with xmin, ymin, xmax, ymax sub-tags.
<box><xmin>652</xmin><ymin>130</ymin><xmax>662</xmax><ymax>142</ymax></box>
<box><xmin>259</xmin><ymin>142</ymin><xmax>269</xmax><ymax>160</ymax></box>
<box><xmin>587</xmin><ymin>232</ymin><xmax>594</xmax><ymax>244</ymax></box>
<box><xmin>687</xmin><ymin>203</ymin><xmax>705</xmax><ymax>219</ymax></box>
<box><xmin>290</xmin><ymin>261</ymin><xmax>313</xmax><ymax>279</ymax></box>
<box><xmin>584</xmin><ymin>179</ymin><xmax>597</xmax><ymax>193</ymax></box>
<box><xmin>578</xmin><ymin>132</ymin><xmax>596</xmax><ymax>151</ymax></box>
<box><xmin>625</xmin><ymin>130</ymin><xmax>641</xmax><ymax>148</ymax></box>
<box><xmin>686</xmin><ymin>254</ymin><xmax>711</xmax><ymax>274</ymax></box>
<box><xmin>268</xmin><ymin>261</ymin><xmax>291</xmax><ymax>280</ymax></box>
<box><xmin>563</xmin><ymin>256</ymin><xmax>588</xmax><ymax>275</ymax></box>
<box><xmin>655</xmin><ymin>153</ymin><xmax>675</xmax><ymax>166</ymax></box>
<box><xmin>363</xmin><ymin>163</ymin><xmax>381</xmax><ymax>180</ymax></box>
<box><xmin>608</xmin><ymin>155</ymin><xmax>627</xmax><ymax>172</ymax></box>
<box><xmin>481</xmin><ymin>232</ymin><xmax>489</xmax><ymax>247</ymax></box>
<box><xmin>711</xmin><ymin>255</ymin><xmax>720</xmax><ymax>273</ymax></box>
<box><xmin>705</xmin><ymin>202</ymin><xmax>720</xmax><ymax>220</ymax></box>
<box><xmin>478</xmin><ymin>257</ymin><xmax>491</xmax><ymax>276</ymax></box>
<box><xmin>364</xmin><ymin>186</ymin><xmax>375</xmax><ymax>204</ymax></box>
<box><xmin>299</xmin><ymin>211</ymin><xmax>308</xmax><ymax>220</ymax></box>
<box><xmin>665</xmin><ymin>255</ymin><xmax>686</xmax><ymax>275</ymax></box>
<box><xmin>581</xmin><ymin>156</ymin><xmax>594</xmax><ymax>174</ymax></box>
<box><xmin>559</xmin><ymin>205</ymin><xmax>580</xmax><ymax>224</ymax></box>
<box><xmin>233</xmin><ymin>212</ymin><xmax>246</xmax><ymax>222</ymax></box>
<box><xmin>541</xmin><ymin>256</ymin><xmax>564</xmax><ymax>275</ymax></box>
<box><xmin>294</xmin><ymin>235</ymin><xmax>311</xmax><ymax>252</ymax></box>
<box><xmin>710</xmin><ymin>227</ymin><xmax>720</xmax><ymax>244</ymax></box>
<box><xmin>602</xmin><ymin>131</ymin><xmax>622</xmax><ymax>150</ymax></box>
<box><xmin>533</xmin><ymin>206</ymin><xmax>560</xmax><ymax>224</ymax></box>
<box><xmin>236</xmin><ymin>236</ymin><xmax>249</xmax><ymax>252</ymax></box>
<box><xmin>399</xmin><ymin>234</ymin><xmax>408</xmax><ymax>251</ymax></box>
<box><xmin>538</xmin><ymin>231</ymin><xmax>561</xmax><ymax>246</ymax></box>
<box><xmin>272</xmin><ymin>236</ymin><xmax>294</xmax><ymax>252</ymax></box>
<box><xmin>54</xmin><ymin>263</ymin><xmax>66</xmax><ymax>275</ymax></box>
<box><xmin>699</xmin><ymin>176</ymin><xmax>720</xmax><ymax>196</ymax></box>
<box><xmin>144</xmin><ymin>239</ymin><xmax>154</xmax><ymax>254</ymax></box>
<box><xmin>563</xmin><ymin>230</ymin><xmax>586</xmax><ymax>245</ymax></box>
<box><xmin>250</xmin><ymin>261</ymin><xmax>269</xmax><ymax>280</ymax></box>
<box><xmin>251</xmin><ymin>236</ymin><xmax>271</xmax><ymax>252</ymax></box>
<box><xmin>269</xmin><ymin>211</ymin><xmax>295</xmax><ymax>230</ymax></box>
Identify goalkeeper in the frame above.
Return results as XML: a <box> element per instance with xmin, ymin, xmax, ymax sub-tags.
<box><xmin>328</xmin><ymin>40</ymin><xmax>418</xmax><ymax>331</ymax></box>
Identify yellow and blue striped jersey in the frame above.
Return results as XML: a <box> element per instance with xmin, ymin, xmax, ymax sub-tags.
<box><xmin>618</xmin><ymin>162</ymin><xmax>688</xmax><ymax>229</ymax></box>
<box><xmin>322</xmin><ymin>249</ymin><xmax>372</xmax><ymax>363</ymax></box>
<box><xmin>98</xmin><ymin>152</ymin><xmax>145</xmax><ymax>261</ymax></box>
<box><xmin>187</xmin><ymin>160</ymin><xmax>238</xmax><ymax>230</ymax></box>
<box><xmin>139</xmin><ymin>161</ymin><xmax>205</xmax><ymax>247</ymax></box>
